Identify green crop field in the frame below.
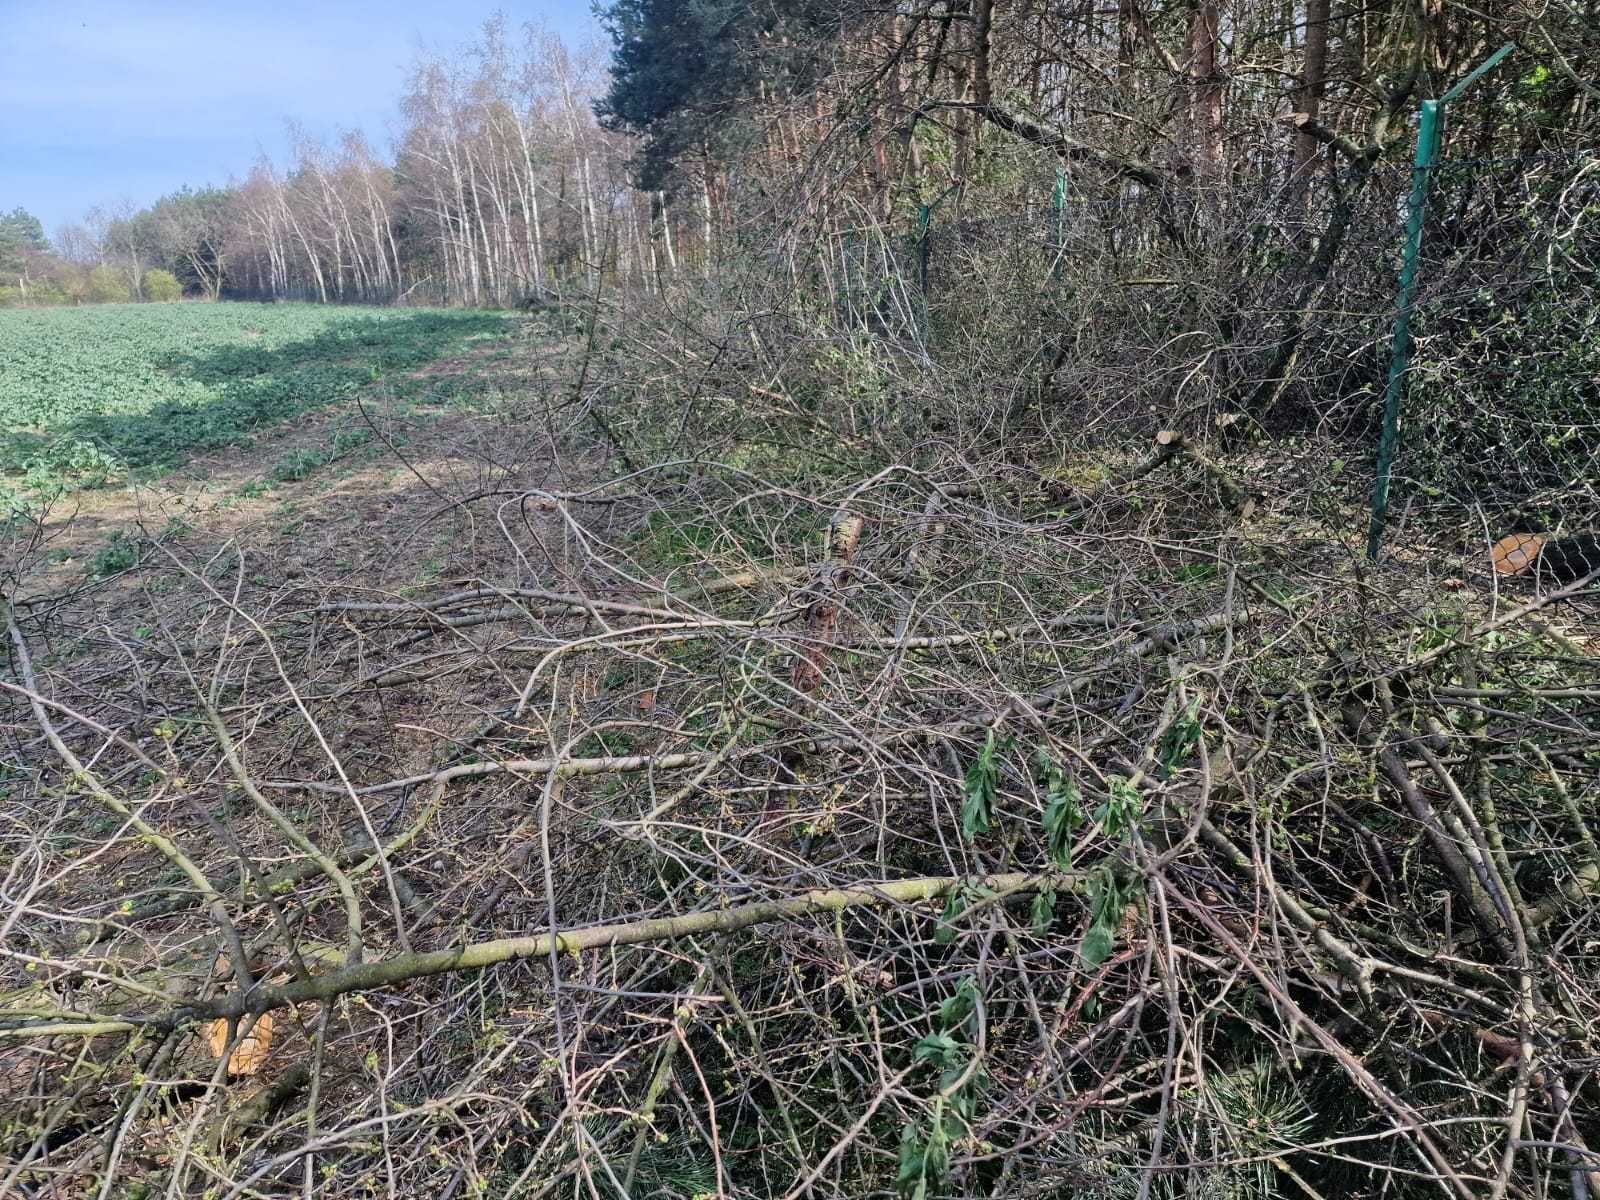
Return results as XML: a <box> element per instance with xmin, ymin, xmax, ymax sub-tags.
<box><xmin>0</xmin><ymin>302</ymin><xmax>510</xmax><ymax>504</ymax></box>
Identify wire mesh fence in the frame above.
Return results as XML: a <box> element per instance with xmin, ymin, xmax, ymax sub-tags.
<box><xmin>815</xmin><ymin>149</ymin><xmax>1598</xmax><ymax>545</ymax></box>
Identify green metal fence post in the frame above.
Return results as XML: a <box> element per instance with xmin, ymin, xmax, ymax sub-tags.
<box><xmin>918</xmin><ymin>203</ymin><xmax>932</xmax><ymax>298</ymax></box>
<box><xmin>1365</xmin><ymin>100</ymin><xmax>1441</xmax><ymax>561</ymax></box>
<box><xmin>1366</xmin><ymin>42</ymin><xmax>1515</xmax><ymax>561</ymax></box>
<box><xmin>842</xmin><ymin>230</ymin><xmax>857</xmax><ymax>328</ymax></box>
<box><xmin>1052</xmin><ymin>168</ymin><xmax>1067</xmax><ymax>282</ymax></box>
<box><xmin>915</xmin><ymin>204</ymin><xmax>932</xmax><ymax>346</ymax></box>
<box><xmin>914</xmin><ymin>184</ymin><xmax>961</xmax><ymax>347</ymax></box>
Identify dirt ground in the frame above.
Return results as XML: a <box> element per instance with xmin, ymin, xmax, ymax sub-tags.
<box><xmin>7</xmin><ymin>321</ymin><xmax>606</xmax><ymax>902</ymax></box>
<box><xmin>2</xmin><ymin>325</ymin><xmax>623</xmax><ymax>1188</ymax></box>
<box><xmin>17</xmin><ymin>334</ymin><xmax>572</xmax><ymax>603</ymax></box>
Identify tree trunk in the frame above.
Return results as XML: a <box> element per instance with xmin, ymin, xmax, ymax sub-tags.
<box><xmin>1187</xmin><ymin>0</ymin><xmax>1226</xmax><ymax>179</ymax></box>
<box><xmin>973</xmin><ymin>0</ymin><xmax>994</xmax><ymax>106</ymax></box>
<box><xmin>1290</xmin><ymin>0</ymin><xmax>1331</xmax><ymax>220</ymax></box>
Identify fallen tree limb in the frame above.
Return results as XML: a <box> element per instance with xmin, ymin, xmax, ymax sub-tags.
<box><xmin>311</xmin><ymin>567</ymin><xmax>810</xmax><ymax>624</ymax></box>
<box><xmin>1</xmin><ymin>872</ymin><xmax>1070</xmax><ymax>1034</ymax></box>
<box><xmin>910</xmin><ymin>100</ymin><xmax>1167</xmax><ymax>191</ymax></box>
<box><xmin>266</xmin><ymin>747</ymin><xmax>730</xmax><ymax>797</ymax></box>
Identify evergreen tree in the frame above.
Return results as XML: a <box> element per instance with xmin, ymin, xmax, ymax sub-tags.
<box><xmin>0</xmin><ymin>207</ymin><xmax>50</xmax><ymax>278</ymax></box>
<box><xmin>596</xmin><ymin>0</ymin><xmax>836</xmax><ymax>191</ymax></box>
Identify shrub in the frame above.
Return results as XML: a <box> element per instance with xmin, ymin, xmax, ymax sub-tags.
<box><xmin>25</xmin><ymin>279</ymin><xmax>70</xmax><ymax>307</ymax></box>
<box><xmin>87</xmin><ymin>265</ymin><xmax>131</xmax><ymax>304</ymax></box>
<box><xmin>55</xmin><ymin>266</ymin><xmax>90</xmax><ymax>305</ymax></box>
<box><xmin>143</xmin><ymin>269</ymin><xmax>182</xmax><ymax>302</ymax></box>
<box><xmin>1407</xmin><ymin>255</ymin><xmax>1600</xmax><ymax>505</ymax></box>
<box><xmin>87</xmin><ymin>530</ymin><xmax>140</xmax><ymax>577</ymax></box>
<box><xmin>270</xmin><ymin>448</ymin><xmax>326</xmax><ymax>481</ymax></box>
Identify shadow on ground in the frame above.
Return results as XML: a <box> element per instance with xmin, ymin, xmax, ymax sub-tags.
<box><xmin>2</xmin><ymin>310</ymin><xmax>509</xmax><ymax>482</ymax></box>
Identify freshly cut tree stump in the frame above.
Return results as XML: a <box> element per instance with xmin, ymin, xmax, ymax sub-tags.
<box><xmin>1491</xmin><ymin>533</ymin><xmax>1600</xmax><ymax>583</ymax></box>
<box><xmin>1491</xmin><ymin>534</ymin><xmax>1545</xmax><ymax>576</ymax></box>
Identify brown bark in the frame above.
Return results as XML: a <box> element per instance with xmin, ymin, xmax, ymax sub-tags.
<box><xmin>1292</xmin><ymin>0</ymin><xmax>1331</xmax><ymax>182</ymax></box>
<box><xmin>972</xmin><ymin>0</ymin><xmax>995</xmax><ymax>107</ymax></box>
<box><xmin>791</xmin><ymin>512</ymin><xmax>866</xmax><ymax>700</ymax></box>
<box><xmin>1187</xmin><ymin>0</ymin><xmax>1226</xmax><ymax>177</ymax></box>
<box><xmin>1119</xmin><ymin>0</ymin><xmax>1140</xmax><ymax>89</ymax></box>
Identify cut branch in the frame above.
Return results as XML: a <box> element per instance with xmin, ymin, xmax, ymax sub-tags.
<box><xmin>0</xmin><ymin>873</ymin><xmax>1071</xmax><ymax>1033</ymax></box>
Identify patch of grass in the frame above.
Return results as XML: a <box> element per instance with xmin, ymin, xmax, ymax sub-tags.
<box><xmin>327</xmin><ymin>426</ymin><xmax>373</xmax><ymax>458</ymax></box>
<box><xmin>1256</xmin><ymin>576</ymin><xmax>1304</xmax><ymax>604</ymax></box>
<box><xmin>1169</xmin><ymin>563</ymin><xmax>1219</xmax><ymax>584</ymax></box>
<box><xmin>632</xmin><ymin>507</ymin><xmax>799</xmax><ymax>568</ymax></box>
<box><xmin>270</xmin><ymin>448</ymin><xmax>327</xmax><ymax>482</ymax></box>
<box><xmin>571</xmin><ymin>730</ymin><xmax>638</xmax><ymax>759</ymax></box>
<box><xmin>0</xmin><ymin>302</ymin><xmax>512</xmax><ymax>502</ymax></box>
<box><xmin>88</xmin><ymin>531</ymin><xmax>140</xmax><ymax>578</ymax></box>
<box><xmin>635</xmin><ymin>511</ymin><xmax>716</xmax><ymax>563</ymax></box>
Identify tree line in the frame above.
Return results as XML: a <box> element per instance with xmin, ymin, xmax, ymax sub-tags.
<box><xmin>591</xmin><ymin>0</ymin><xmax>1596</xmax><ymax>494</ymax></box>
<box><xmin>597</xmin><ymin>0</ymin><xmax>1593</xmax><ymax>233</ymax></box>
<box><xmin>4</xmin><ymin>17</ymin><xmax>721</xmax><ymax>311</ymax></box>
<box><xmin>1</xmin><ymin>205</ymin><xmax>183</xmax><ymax>307</ymax></box>
<box><xmin>10</xmin><ymin>0</ymin><xmax>1593</xmax><ymax>313</ymax></box>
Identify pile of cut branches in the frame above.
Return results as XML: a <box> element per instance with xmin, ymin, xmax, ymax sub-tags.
<box><xmin>4</xmin><ymin>384</ymin><xmax>1598</xmax><ymax>1198</ymax></box>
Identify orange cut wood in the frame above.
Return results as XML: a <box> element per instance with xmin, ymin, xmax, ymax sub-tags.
<box><xmin>1491</xmin><ymin>534</ymin><xmax>1544</xmax><ymax>576</ymax></box>
<box><xmin>204</xmin><ymin>1012</ymin><xmax>274</xmax><ymax>1076</ymax></box>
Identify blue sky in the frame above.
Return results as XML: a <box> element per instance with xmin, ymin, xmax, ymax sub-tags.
<box><xmin>0</xmin><ymin>0</ymin><xmax>599</xmax><ymax>236</ymax></box>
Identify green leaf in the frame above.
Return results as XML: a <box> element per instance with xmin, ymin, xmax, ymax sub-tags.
<box><xmin>896</xmin><ymin>1123</ymin><xmax>927</xmax><ymax>1199</ymax></box>
<box><xmin>937</xmin><ymin>976</ymin><xmax>981</xmax><ymax>1033</ymax></box>
<box><xmin>913</xmin><ymin>1032</ymin><xmax>964</xmax><ymax>1068</ymax></box>
<box><xmin>1080</xmin><ymin>922</ymin><xmax>1116</xmax><ymax>968</ymax></box>
<box><xmin>923</xmin><ymin>1110</ymin><xmax>951</xmax><ymax>1186</ymax></box>
<box><xmin>934</xmin><ymin>887</ymin><xmax>969</xmax><ymax>945</ymax></box>
<box><xmin>961</xmin><ymin>730</ymin><xmax>1000</xmax><ymax>842</ymax></box>
<box><xmin>1078</xmin><ymin>868</ymin><xmax>1137</xmax><ymax>968</ymax></box>
<box><xmin>1030</xmin><ymin>885</ymin><xmax>1057</xmax><ymax>935</ymax></box>
<box><xmin>939</xmin><ymin>1063</ymin><xmax>969</xmax><ymax>1096</ymax></box>
<box><xmin>1157</xmin><ymin>698</ymin><xmax>1204</xmax><ymax>775</ymax></box>
<box><xmin>947</xmin><ymin>1067</ymin><xmax>989</xmax><ymax>1126</ymax></box>
<box><xmin>1095</xmin><ymin>777</ymin><xmax>1142</xmax><ymax>842</ymax></box>
<box><xmin>896</xmin><ymin>1110</ymin><xmax>950</xmax><ymax>1200</ymax></box>
<box><xmin>1040</xmin><ymin>768</ymin><xmax>1082</xmax><ymax>870</ymax></box>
